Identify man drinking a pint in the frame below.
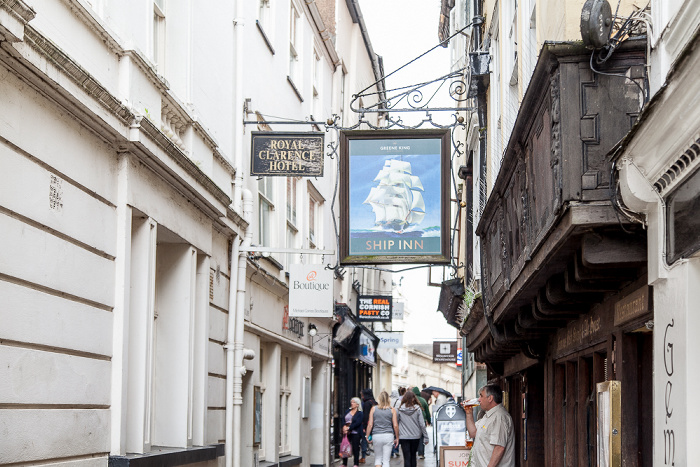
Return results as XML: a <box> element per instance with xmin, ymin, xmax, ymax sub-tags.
<box><xmin>463</xmin><ymin>384</ymin><xmax>515</xmax><ymax>467</ymax></box>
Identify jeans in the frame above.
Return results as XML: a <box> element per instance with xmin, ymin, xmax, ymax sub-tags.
<box><xmin>342</xmin><ymin>432</ymin><xmax>362</xmax><ymax>467</ymax></box>
<box><xmin>399</xmin><ymin>438</ymin><xmax>420</xmax><ymax>467</ymax></box>
<box><xmin>361</xmin><ymin>434</ymin><xmax>368</xmax><ymax>458</ymax></box>
<box><xmin>371</xmin><ymin>432</ymin><xmax>394</xmax><ymax>467</ymax></box>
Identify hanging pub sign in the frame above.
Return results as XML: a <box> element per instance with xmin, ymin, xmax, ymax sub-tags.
<box><xmin>339</xmin><ymin>129</ymin><xmax>451</xmax><ymax>264</ymax></box>
<box><xmin>251</xmin><ymin>131</ymin><xmax>325</xmax><ymax>177</ymax></box>
<box><xmin>433</xmin><ymin>340</ymin><xmax>458</xmax><ymax>363</ymax></box>
<box><xmin>357</xmin><ymin>295</ymin><xmax>392</xmax><ymax>322</ymax></box>
<box><xmin>288</xmin><ymin>264</ymin><xmax>334</xmax><ymax>317</ymax></box>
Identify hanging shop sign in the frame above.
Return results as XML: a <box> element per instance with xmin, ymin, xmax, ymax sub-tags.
<box><xmin>339</xmin><ymin>129</ymin><xmax>451</xmax><ymax>264</ymax></box>
<box><xmin>433</xmin><ymin>340</ymin><xmax>458</xmax><ymax>363</ymax></box>
<box><xmin>375</xmin><ymin>331</ymin><xmax>404</xmax><ymax>349</ymax></box>
<box><xmin>288</xmin><ymin>263</ymin><xmax>333</xmax><ymax>317</ymax></box>
<box><xmin>393</xmin><ymin>301</ymin><xmax>405</xmax><ymax>320</ymax></box>
<box><xmin>251</xmin><ymin>132</ymin><xmax>325</xmax><ymax>177</ymax></box>
<box><xmin>357</xmin><ymin>330</ymin><xmax>378</xmax><ymax>365</ymax></box>
<box><xmin>357</xmin><ymin>295</ymin><xmax>392</xmax><ymax>322</ymax></box>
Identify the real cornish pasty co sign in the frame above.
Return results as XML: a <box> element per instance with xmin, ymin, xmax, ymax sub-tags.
<box><xmin>288</xmin><ymin>264</ymin><xmax>333</xmax><ymax>317</ymax></box>
<box><xmin>251</xmin><ymin>132</ymin><xmax>325</xmax><ymax>177</ymax></box>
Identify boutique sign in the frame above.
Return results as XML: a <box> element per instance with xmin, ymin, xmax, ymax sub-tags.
<box><xmin>288</xmin><ymin>264</ymin><xmax>333</xmax><ymax>317</ymax></box>
<box><xmin>251</xmin><ymin>132</ymin><xmax>325</xmax><ymax>177</ymax></box>
<box><xmin>375</xmin><ymin>331</ymin><xmax>403</xmax><ymax>349</ymax></box>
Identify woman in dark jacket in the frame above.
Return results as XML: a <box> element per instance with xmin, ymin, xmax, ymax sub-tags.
<box><xmin>343</xmin><ymin>397</ymin><xmax>364</xmax><ymax>467</ymax></box>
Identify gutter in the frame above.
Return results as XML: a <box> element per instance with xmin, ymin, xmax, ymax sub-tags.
<box><xmin>304</xmin><ymin>0</ymin><xmax>340</xmax><ymax>67</ymax></box>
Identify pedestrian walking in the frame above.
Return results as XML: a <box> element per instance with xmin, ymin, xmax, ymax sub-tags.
<box><xmin>390</xmin><ymin>387</ymin><xmax>406</xmax><ymax>458</ymax></box>
<box><xmin>366</xmin><ymin>391</ymin><xmax>399</xmax><ymax>467</ymax></box>
<box><xmin>411</xmin><ymin>387</ymin><xmax>430</xmax><ymax>459</ymax></box>
<box><xmin>360</xmin><ymin>388</ymin><xmax>378</xmax><ymax>463</ymax></box>
<box><xmin>397</xmin><ymin>391</ymin><xmax>429</xmax><ymax>467</ymax></box>
<box><xmin>343</xmin><ymin>397</ymin><xmax>364</xmax><ymax>467</ymax></box>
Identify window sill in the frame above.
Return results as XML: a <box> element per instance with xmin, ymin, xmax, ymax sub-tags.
<box><xmin>108</xmin><ymin>444</ymin><xmax>224</xmax><ymax>467</ymax></box>
<box><xmin>259</xmin><ymin>455</ymin><xmax>303</xmax><ymax>467</ymax></box>
<box><xmin>287</xmin><ymin>76</ymin><xmax>304</xmax><ymax>103</ymax></box>
<box><xmin>256</xmin><ymin>20</ymin><xmax>275</xmax><ymax>55</ymax></box>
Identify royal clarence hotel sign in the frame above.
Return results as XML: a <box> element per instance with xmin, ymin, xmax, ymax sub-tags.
<box><xmin>251</xmin><ymin>132</ymin><xmax>325</xmax><ymax>177</ymax></box>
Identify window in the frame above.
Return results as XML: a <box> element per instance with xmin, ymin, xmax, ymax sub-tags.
<box><xmin>289</xmin><ymin>3</ymin><xmax>300</xmax><ymax>84</ymax></box>
<box><xmin>279</xmin><ymin>355</ymin><xmax>291</xmax><ymax>455</ymax></box>
<box><xmin>258</xmin><ymin>0</ymin><xmax>271</xmax><ymax>30</ymax></box>
<box><xmin>312</xmin><ymin>50</ymin><xmax>321</xmax><ymax>116</ymax></box>
<box><xmin>153</xmin><ymin>0</ymin><xmax>166</xmax><ymax>71</ymax></box>
<box><xmin>286</xmin><ymin>178</ymin><xmax>298</xmax><ymax>268</ymax></box>
<box><xmin>259</xmin><ymin>178</ymin><xmax>274</xmax><ymax>247</ymax></box>
<box><xmin>339</xmin><ymin>66</ymin><xmax>347</xmax><ymax>124</ymax></box>
<box><xmin>287</xmin><ymin>177</ymin><xmax>297</xmax><ymax>226</ymax></box>
<box><xmin>309</xmin><ymin>197</ymin><xmax>317</xmax><ymax>248</ymax></box>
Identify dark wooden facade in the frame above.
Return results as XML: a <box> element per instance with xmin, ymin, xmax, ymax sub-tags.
<box><xmin>463</xmin><ymin>40</ymin><xmax>653</xmax><ymax>466</ymax></box>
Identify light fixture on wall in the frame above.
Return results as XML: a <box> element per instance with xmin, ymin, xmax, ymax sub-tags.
<box><xmin>308</xmin><ymin>323</ymin><xmax>332</xmax><ymax>345</ymax></box>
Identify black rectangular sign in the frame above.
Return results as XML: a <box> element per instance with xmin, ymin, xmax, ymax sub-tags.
<box><xmin>251</xmin><ymin>132</ymin><xmax>324</xmax><ymax>177</ymax></box>
<box><xmin>357</xmin><ymin>295</ymin><xmax>392</xmax><ymax>322</ymax></box>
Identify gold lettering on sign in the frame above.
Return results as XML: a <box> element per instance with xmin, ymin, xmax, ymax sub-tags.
<box><xmin>614</xmin><ymin>286</ymin><xmax>650</xmax><ymax>326</ymax></box>
<box><xmin>557</xmin><ymin>315</ymin><xmax>602</xmax><ymax>353</ymax></box>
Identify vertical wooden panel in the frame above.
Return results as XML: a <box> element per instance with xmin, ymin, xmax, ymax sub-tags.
<box><xmin>620</xmin><ymin>332</ymin><xmax>640</xmax><ymax>467</ymax></box>
<box><xmin>565</xmin><ymin>362</ymin><xmax>578</xmax><ymax>467</ymax></box>
<box><xmin>554</xmin><ymin>363</ymin><xmax>566</xmax><ymax>466</ymax></box>
<box><xmin>577</xmin><ymin>357</ymin><xmax>592</xmax><ymax>467</ymax></box>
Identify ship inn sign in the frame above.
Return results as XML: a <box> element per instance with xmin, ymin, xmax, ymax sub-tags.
<box><xmin>339</xmin><ymin>129</ymin><xmax>451</xmax><ymax>265</ymax></box>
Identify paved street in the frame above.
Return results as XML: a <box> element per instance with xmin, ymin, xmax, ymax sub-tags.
<box><xmin>348</xmin><ymin>430</ymin><xmax>439</xmax><ymax>467</ymax></box>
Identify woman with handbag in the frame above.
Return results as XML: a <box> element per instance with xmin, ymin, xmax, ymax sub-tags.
<box><xmin>342</xmin><ymin>397</ymin><xmax>364</xmax><ymax>467</ymax></box>
<box><xmin>365</xmin><ymin>391</ymin><xmax>399</xmax><ymax>467</ymax></box>
<box><xmin>397</xmin><ymin>391</ymin><xmax>429</xmax><ymax>467</ymax></box>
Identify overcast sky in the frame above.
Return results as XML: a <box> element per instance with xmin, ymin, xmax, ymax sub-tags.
<box><xmin>357</xmin><ymin>1</ymin><xmax>460</xmax><ymax>344</ymax></box>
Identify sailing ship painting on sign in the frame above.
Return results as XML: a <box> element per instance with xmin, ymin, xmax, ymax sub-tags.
<box><xmin>340</xmin><ymin>130</ymin><xmax>450</xmax><ymax>264</ymax></box>
<box><xmin>364</xmin><ymin>159</ymin><xmax>426</xmax><ymax>231</ymax></box>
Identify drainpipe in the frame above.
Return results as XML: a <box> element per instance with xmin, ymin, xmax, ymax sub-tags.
<box><xmin>225</xmin><ymin>190</ymin><xmax>253</xmax><ymax>467</ymax></box>
<box><xmin>226</xmin><ymin>1</ymin><xmax>249</xmax><ymax>466</ymax></box>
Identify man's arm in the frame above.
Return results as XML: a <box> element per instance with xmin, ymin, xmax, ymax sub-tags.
<box><xmin>464</xmin><ymin>407</ymin><xmax>476</xmax><ymax>439</ymax></box>
<box><xmin>487</xmin><ymin>445</ymin><xmax>505</xmax><ymax>467</ymax></box>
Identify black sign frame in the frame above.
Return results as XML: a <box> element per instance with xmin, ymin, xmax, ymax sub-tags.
<box><xmin>357</xmin><ymin>295</ymin><xmax>393</xmax><ymax>322</ymax></box>
<box><xmin>251</xmin><ymin>131</ymin><xmax>325</xmax><ymax>177</ymax></box>
<box><xmin>339</xmin><ymin>129</ymin><xmax>451</xmax><ymax>265</ymax></box>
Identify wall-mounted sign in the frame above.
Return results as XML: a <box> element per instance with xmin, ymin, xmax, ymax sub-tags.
<box><xmin>340</xmin><ymin>129</ymin><xmax>451</xmax><ymax>264</ymax></box>
<box><xmin>375</xmin><ymin>331</ymin><xmax>404</xmax><ymax>349</ymax></box>
<box><xmin>357</xmin><ymin>330</ymin><xmax>377</xmax><ymax>366</ymax></box>
<box><xmin>433</xmin><ymin>340</ymin><xmax>458</xmax><ymax>363</ymax></box>
<box><xmin>614</xmin><ymin>285</ymin><xmax>652</xmax><ymax>326</ymax></box>
<box><xmin>289</xmin><ymin>264</ymin><xmax>333</xmax><ymax>317</ymax></box>
<box><xmin>393</xmin><ymin>301</ymin><xmax>405</xmax><ymax>320</ymax></box>
<box><xmin>251</xmin><ymin>132</ymin><xmax>324</xmax><ymax>177</ymax></box>
<box><xmin>357</xmin><ymin>295</ymin><xmax>392</xmax><ymax>322</ymax></box>
<box><xmin>282</xmin><ymin>305</ymin><xmax>305</xmax><ymax>338</ymax></box>
<box><xmin>456</xmin><ymin>348</ymin><xmax>463</xmax><ymax>367</ymax></box>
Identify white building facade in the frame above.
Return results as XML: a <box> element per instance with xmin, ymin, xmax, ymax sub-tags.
<box><xmin>0</xmin><ymin>0</ymin><xmax>385</xmax><ymax>466</ymax></box>
<box><xmin>615</xmin><ymin>1</ymin><xmax>700</xmax><ymax>465</ymax></box>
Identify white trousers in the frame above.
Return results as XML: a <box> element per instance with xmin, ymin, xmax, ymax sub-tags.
<box><xmin>372</xmin><ymin>432</ymin><xmax>395</xmax><ymax>467</ymax></box>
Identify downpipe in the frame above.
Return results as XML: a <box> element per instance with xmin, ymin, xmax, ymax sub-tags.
<box><xmin>225</xmin><ymin>189</ymin><xmax>254</xmax><ymax>467</ymax></box>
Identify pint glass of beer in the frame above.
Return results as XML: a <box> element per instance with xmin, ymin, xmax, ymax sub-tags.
<box><xmin>461</xmin><ymin>398</ymin><xmax>479</xmax><ymax>408</ymax></box>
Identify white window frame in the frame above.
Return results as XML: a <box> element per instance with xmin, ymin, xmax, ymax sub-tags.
<box><xmin>289</xmin><ymin>3</ymin><xmax>300</xmax><ymax>84</ymax></box>
<box><xmin>152</xmin><ymin>0</ymin><xmax>166</xmax><ymax>71</ymax></box>
<box><xmin>279</xmin><ymin>355</ymin><xmax>292</xmax><ymax>456</ymax></box>
<box><xmin>259</xmin><ymin>178</ymin><xmax>274</xmax><ymax>247</ymax></box>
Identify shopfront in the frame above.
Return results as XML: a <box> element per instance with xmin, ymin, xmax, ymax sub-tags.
<box><xmin>332</xmin><ymin>304</ymin><xmax>379</xmax><ymax>458</ymax></box>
